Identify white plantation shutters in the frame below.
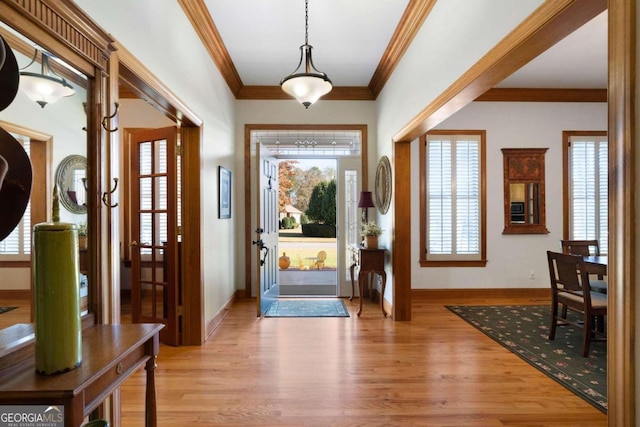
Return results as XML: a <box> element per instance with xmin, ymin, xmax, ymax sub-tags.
<box><xmin>426</xmin><ymin>133</ymin><xmax>481</xmax><ymax>261</ymax></box>
<box><xmin>568</xmin><ymin>135</ymin><xmax>608</xmax><ymax>254</ymax></box>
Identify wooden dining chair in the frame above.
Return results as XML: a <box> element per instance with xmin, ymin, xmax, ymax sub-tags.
<box><xmin>546</xmin><ymin>251</ymin><xmax>607</xmax><ymax>357</ymax></box>
<box><xmin>560</xmin><ymin>239</ymin><xmax>600</xmax><ymax>256</ymax></box>
<box><xmin>560</xmin><ymin>239</ymin><xmax>607</xmax><ymax>293</ymax></box>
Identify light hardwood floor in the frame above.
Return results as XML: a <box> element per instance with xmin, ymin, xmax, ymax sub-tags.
<box><xmin>1</xmin><ymin>295</ymin><xmax>607</xmax><ymax>426</ymax></box>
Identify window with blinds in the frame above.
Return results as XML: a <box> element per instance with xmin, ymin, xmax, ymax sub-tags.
<box><xmin>424</xmin><ymin>132</ymin><xmax>485</xmax><ymax>263</ymax></box>
<box><xmin>567</xmin><ymin>134</ymin><xmax>608</xmax><ymax>255</ymax></box>
<box><xmin>0</xmin><ymin>134</ymin><xmax>31</xmax><ymax>259</ymax></box>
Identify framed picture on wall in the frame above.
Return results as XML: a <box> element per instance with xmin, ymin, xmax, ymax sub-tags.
<box><xmin>218</xmin><ymin>166</ymin><xmax>231</xmax><ymax>219</ymax></box>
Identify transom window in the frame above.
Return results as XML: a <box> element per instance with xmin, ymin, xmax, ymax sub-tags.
<box><xmin>420</xmin><ymin>130</ymin><xmax>486</xmax><ymax>266</ymax></box>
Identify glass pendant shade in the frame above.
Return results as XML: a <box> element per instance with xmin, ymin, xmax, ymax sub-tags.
<box><xmin>280</xmin><ymin>0</ymin><xmax>332</xmax><ymax>108</ymax></box>
<box><xmin>281</xmin><ymin>45</ymin><xmax>332</xmax><ymax>108</ymax></box>
<box><xmin>19</xmin><ymin>53</ymin><xmax>74</xmax><ymax>108</ymax></box>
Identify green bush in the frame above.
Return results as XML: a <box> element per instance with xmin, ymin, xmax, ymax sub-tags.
<box><xmin>302</xmin><ymin>223</ymin><xmax>336</xmax><ymax>237</ymax></box>
<box><xmin>281</xmin><ymin>216</ymin><xmax>297</xmax><ymax>229</ymax></box>
<box><xmin>300</xmin><ymin>213</ymin><xmax>309</xmax><ymax>225</ymax></box>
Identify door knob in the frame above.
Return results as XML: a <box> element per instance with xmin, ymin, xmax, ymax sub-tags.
<box><xmin>129</xmin><ymin>241</ymin><xmax>138</xmax><ymax>247</ymax></box>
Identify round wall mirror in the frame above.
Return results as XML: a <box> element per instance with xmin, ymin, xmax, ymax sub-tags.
<box><xmin>56</xmin><ymin>155</ymin><xmax>87</xmax><ymax>214</ymax></box>
<box><xmin>375</xmin><ymin>155</ymin><xmax>392</xmax><ymax>214</ymax></box>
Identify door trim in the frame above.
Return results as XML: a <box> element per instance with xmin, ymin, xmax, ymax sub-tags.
<box><xmin>114</xmin><ymin>45</ymin><xmax>204</xmax><ymax>345</ymax></box>
<box><xmin>244</xmin><ymin>124</ymin><xmax>369</xmax><ymax>298</ymax></box>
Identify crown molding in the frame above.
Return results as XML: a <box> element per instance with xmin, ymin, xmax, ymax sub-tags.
<box><xmin>179</xmin><ymin>0</ymin><xmax>428</xmax><ymax>101</ymax></box>
<box><xmin>476</xmin><ymin>87</ymin><xmax>607</xmax><ymax>102</ymax></box>
<box><xmin>177</xmin><ymin>0</ymin><xmax>243</xmax><ymax>97</ymax></box>
<box><xmin>393</xmin><ymin>0</ymin><xmax>607</xmax><ymax>142</ymax></box>
<box><xmin>237</xmin><ymin>85</ymin><xmax>375</xmax><ymax>101</ymax></box>
<box><xmin>368</xmin><ymin>0</ymin><xmax>436</xmax><ymax>98</ymax></box>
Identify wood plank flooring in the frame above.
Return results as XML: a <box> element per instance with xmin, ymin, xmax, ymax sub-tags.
<box><xmin>0</xmin><ymin>295</ymin><xmax>607</xmax><ymax>426</ymax></box>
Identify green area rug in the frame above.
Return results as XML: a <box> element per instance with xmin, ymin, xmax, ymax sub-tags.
<box><xmin>447</xmin><ymin>305</ymin><xmax>606</xmax><ymax>413</ymax></box>
<box><xmin>265</xmin><ymin>299</ymin><xmax>349</xmax><ymax>318</ymax></box>
<box><xmin>0</xmin><ymin>307</ymin><xmax>17</xmax><ymax>315</ymax></box>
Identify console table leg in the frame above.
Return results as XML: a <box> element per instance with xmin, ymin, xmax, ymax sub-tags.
<box><xmin>357</xmin><ymin>272</ymin><xmax>365</xmax><ymax>317</ymax></box>
<box><xmin>349</xmin><ymin>262</ymin><xmax>357</xmax><ymax>301</ymax></box>
<box><xmin>379</xmin><ymin>271</ymin><xmax>388</xmax><ymax>317</ymax></box>
<box><xmin>145</xmin><ymin>355</ymin><xmax>158</xmax><ymax>427</ymax></box>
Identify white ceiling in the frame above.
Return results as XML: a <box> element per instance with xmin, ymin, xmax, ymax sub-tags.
<box><xmin>206</xmin><ymin>0</ymin><xmax>410</xmax><ymax>87</ymax></box>
<box><xmin>205</xmin><ymin>1</ymin><xmax>607</xmax><ymax>90</ymax></box>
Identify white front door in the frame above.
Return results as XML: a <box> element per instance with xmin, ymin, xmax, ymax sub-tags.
<box><xmin>256</xmin><ymin>142</ymin><xmax>279</xmax><ymax>316</ymax></box>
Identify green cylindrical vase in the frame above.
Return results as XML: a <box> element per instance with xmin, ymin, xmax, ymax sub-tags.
<box><xmin>33</xmin><ymin>221</ymin><xmax>82</xmax><ymax>375</ymax></box>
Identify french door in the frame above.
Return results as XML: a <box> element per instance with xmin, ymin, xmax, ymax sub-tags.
<box><xmin>130</xmin><ymin>127</ymin><xmax>179</xmax><ymax>345</ymax></box>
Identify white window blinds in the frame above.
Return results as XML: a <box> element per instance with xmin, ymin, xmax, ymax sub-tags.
<box><xmin>426</xmin><ymin>134</ymin><xmax>481</xmax><ymax>260</ymax></box>
<box><xmin>569</xmin><ymin>135</ymin><xmax>608</xmax><ymax>254</ymax></box>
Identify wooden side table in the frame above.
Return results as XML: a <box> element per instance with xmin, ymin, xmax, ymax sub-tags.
<box><xmin>0</xmin><ymin>323</ymin><xmax>163</xmax><ymax>427</ymax></box>
<box><xmin>350</xmin><ymin>246</ymin><xmax>387</xmax><ymax>317</ymax></box>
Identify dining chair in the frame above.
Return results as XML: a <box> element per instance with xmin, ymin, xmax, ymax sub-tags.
<box><xmin>546</xmin><ymin>251</ymin><xmax>607</xmax><ymax>357</ymax></box>
<box><xmin>560</xmin><ymin>239</ymin><xmax>607</xmax><ymax>293</ymax></box>
<box><xmin>560</xmin><ymin>239</ymin><xmax>600</xmax><ymax>256</ymax></box>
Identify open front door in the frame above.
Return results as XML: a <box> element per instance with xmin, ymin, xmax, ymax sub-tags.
<box><xmin>256</xmin><ymin>143</ymin><xmax>279</xmax><ymax>316</ymax></box>
<box><xmin>130</xmin><ymin>127</ymin><xmax>180</xmax><ymax>345</ymax></box>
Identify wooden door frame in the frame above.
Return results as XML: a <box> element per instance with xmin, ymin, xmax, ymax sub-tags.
<box><xmin>244</xmin><ymin>124</ymin><xmax>369</xmax><ymax>298</ymax></box>
<box><xmin>392</xmin><ymin>0</ymin><xmax>634</xmax><ymax>424</ymax></box>
<box><xmin>113</xmin><ymin>42</ymin><xmax>205</xmax><ymax>345</ymax></box>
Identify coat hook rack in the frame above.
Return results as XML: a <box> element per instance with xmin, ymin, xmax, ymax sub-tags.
<box><xmin>101</xmin><ymin>177</ymin><xmax>119</xmax><ymax>208</ymax></box>
<box><xmin>101</xmin><ymin>102</ymin><xmax>120</xmax><ymax>133</ymax></box>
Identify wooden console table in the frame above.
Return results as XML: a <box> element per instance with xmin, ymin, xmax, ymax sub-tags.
<box><xmin>0</xmin><ymin>322</ymin><xmax>163</xmax><ymax>427</ymax></box>
<box><xmin>350</xmin><ymin>246</ymin><xmax>387</xmax><ymax>317</ymax></box>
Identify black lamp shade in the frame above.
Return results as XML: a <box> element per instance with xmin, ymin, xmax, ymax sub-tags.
<box><xmin>358</xmin><ymin>191</ymin><xmax>375</xmax><ymax>208</ymax></box>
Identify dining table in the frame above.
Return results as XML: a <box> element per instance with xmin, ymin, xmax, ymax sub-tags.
<box><xmin>583</xmin><ymin>255</ymin><xmax>607</xmax><ymax>277</ymax></box>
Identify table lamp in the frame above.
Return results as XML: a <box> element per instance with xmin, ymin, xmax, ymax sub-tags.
<box><xmin>358</xmin><ymin>191</ymin><xmax>375</xmax><ymax>224</ymax></box>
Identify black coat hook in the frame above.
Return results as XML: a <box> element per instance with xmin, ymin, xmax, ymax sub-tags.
<box><xmin>101</xmin><ymin>102</ymin><xmax>120</xmax><ymax>133</ymax></box>
<box><xmin>101</xmin><ymin>177</ymin><xmax>119</xmax><ymax>208</ymax></box>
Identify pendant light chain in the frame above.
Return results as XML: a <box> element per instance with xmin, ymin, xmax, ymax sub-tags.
<box><xmin>304</xmin><ymin>0</ymin><xmax>309</xmax><ymax>46</ymax></box>
<box><xmin>280</xmin><ymin>0</ymin><xmax>332</xmax><ymax>108</ymax></box>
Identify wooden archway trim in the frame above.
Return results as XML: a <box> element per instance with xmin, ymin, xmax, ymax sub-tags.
<box><xmin>392</xmin><ymin>0</ymin><xmax>635</xmax><ymax>423</ymax></box>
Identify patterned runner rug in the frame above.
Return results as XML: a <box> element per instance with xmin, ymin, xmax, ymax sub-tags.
<box><xmin>265</xmin><ymin>299</ymin><xmax>349</xmax><ymax>318</ymax></box>
<box><xmin>0</xmin><ymin>307</ymin><xmax>17</xmax><ymax>315</ymax></box>
<box><xmin>447</xmin><ymin>305</ymin><xmax>606</xmax><ymax>413</ymax></box>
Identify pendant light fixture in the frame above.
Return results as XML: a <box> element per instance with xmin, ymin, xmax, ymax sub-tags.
<box><xmin>280</xmin><ymin>0</ymin><xmax>332</xmax><ymax>109</ymax></box>
<box><xmin>19</xmin><ymin>50</ymin><xmax>75</xmax><ymax>108</ymax></box>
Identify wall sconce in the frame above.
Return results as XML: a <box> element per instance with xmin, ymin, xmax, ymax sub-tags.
<box><xmin>357</xmin><ymin>191</ymin><xmax>375</xmax><ymax>224</ymax></box>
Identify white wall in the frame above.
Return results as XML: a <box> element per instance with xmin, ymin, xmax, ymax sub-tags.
<box><xmin>71</xmin><ymin>0</ymin><xmax>237</xmax><ymax>325</ymax></box>
<box><xmin>409</xmin><ymin>101</ymin><xmax>607</xmax><ymax>289</ymax></box>
<box><xmin>375</xmin><ymin>0</ymin><xmax>544</xmax><ymax>301</ymax></box>
<box><xmin>234</xmin><ymin>99</ymin><xmax>377</xmax><ymax>294</ymax></box>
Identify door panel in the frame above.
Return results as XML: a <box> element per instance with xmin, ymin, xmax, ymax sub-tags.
<box><xmin>130</xmin><ymin>127</ymin><xmax>179</xmax><ymax>345</ymax></box>
<box><xmin>256</xmin><ymin>143</ymin><xmax>279</xmax><ymax>316</ymax></box>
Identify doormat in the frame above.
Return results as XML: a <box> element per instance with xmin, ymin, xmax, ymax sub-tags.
<box><xmin>265</xmin><ymin>299</ymin><xmax>349</xmax><ymax>318</ymax></box>
<box><xmin>447</xmin><ymin>305</ymin><xmax>607</xmax><ymax>413</ymax></box>
<box><xmin>0</xmin><ymin>307</ymin><xmax>17</xmax><ymax>315</ymax></box>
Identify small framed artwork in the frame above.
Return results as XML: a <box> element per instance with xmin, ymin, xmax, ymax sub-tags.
<box><xmin>218</xmin><ymin>166</ymin><xmax>231</xmax><ymax>219</ymax></box>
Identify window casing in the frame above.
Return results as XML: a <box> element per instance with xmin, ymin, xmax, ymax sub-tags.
<box><xmin>420</xmin><ymin>131</ymin><xmax>486</xmax><ymax>266</ymax></box>
<box><xmin>563</xmin><ymin>131</ymin><xmax>608</xmax><ymax>255</ymax></box>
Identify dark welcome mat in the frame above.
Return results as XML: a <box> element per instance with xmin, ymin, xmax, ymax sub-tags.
<box><xmin>265</xmin><ymin>299</ymin><xmax>349</xmax><ymax>318</ymax></box>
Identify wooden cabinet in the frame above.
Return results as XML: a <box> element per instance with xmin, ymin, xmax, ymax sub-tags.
<box><xmin>501</xmin><ymin>148</ymin><xmax>549</xmax><ymax>234</ymax></box>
